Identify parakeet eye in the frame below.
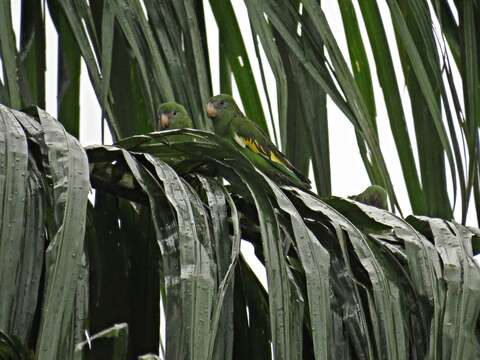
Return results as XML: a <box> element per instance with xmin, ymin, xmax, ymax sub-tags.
<box><xmin>220</xmin><ymin>101</ymin><xmax>225</xmax><ymax>106</ymax></box>
<box><xmin>173</xmin><ymin>111</ymin><xmax>177</xmax><ymax>116</ymax></box>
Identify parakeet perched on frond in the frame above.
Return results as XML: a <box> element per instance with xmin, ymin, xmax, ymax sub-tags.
<box><xmin>206</xmin><ymin>94</ymin><xmax>311</xmax><ymax>189</ymax></box>
<box><xmin>350</xmin><ymin>185</ymin><xmax>389</xmax><ymax>210</ymax></box>
<box><xmin>157</xmin><ymin>102</ymin><xmax>193</xmax><ymax>130</ymax></box>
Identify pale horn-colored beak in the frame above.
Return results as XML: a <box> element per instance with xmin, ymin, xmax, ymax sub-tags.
<box><xmin>206</xmin><ymin>102</ymin><xmax>217</xmax><ymax>118</ymax></box>
<box><xmin>159</xmin><ymin>113</ymin><xmax>170</xmax><ymax>129</ymax></box>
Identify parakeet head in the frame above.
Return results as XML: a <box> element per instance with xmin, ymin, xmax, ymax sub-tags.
<box><xmin>206</xmin><ymin>94</ymin><xmax>243</xmax><ymax>120</ymax></box>
<box><xmin>350</xmin><ymin>185</ymin><xmax>389</xmax><ymax>210</ymax></box>
<box><xmin>156</xmin><ymin>102</ymin><xmax>192</xmax><ymax>130</ymax></box>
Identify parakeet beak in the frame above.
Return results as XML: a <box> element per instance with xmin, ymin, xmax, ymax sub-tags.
<box><xmin>159</xmin><ymin>113</ymin><xmax>171</xmax><ymax>129</ymax></box>
<box><xmin>206</xmin><ymin>102</ymin><xmax>217</xmax><ymax>118</ymax></box>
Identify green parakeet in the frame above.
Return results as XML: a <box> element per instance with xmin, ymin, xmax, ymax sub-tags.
<box><xmin>350</xmin><ymin>185</ymin><xmax>389</xmax><ymax>210</ymax></box>
<box><xmin>206</xmin><ymin>94</ymin><xmax>311</xmax><ymax>189</ymax></box>
<box><xmin>156</xmin><ymin>102</ymin><xmax>193</xmax><ymax>130</ymax></box>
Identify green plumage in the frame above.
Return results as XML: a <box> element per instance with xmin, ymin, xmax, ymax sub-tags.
<box><xmin>350</xmin><ymin>185</ymin><xmax>389</xmax><ymax>210</ymax></box>
<box><xmin>207</xmin><ymin>94</ymin><xmax>311</xmax><ymax>189</ymax></box>
<box><xmin>157</xmin><ymin>102</ymin><xmax>193</xmax><ymax>130</ymax></box>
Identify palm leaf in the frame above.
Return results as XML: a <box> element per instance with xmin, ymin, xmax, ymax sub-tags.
<box><xmin>0</xmin><ymin>107</ymin><xmax>42</xmax><ymax>341</ymax></box>
<box><xmin>357</xmin><ymin>0</ymin><xmax>425</xmax><ymax>214</ymax></box>
<box><xmin>0</xmin><ymin>2</ymin><xmax>21</xmax><ymax>108</ymax></box>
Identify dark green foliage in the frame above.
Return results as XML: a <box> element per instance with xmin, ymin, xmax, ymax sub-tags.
<box><xmin>0</xmin><ymin>330</ymin><xmax>34</xmax><ymax>360</ymax></box>
<box><xmin>0</xmin><ymin>106</ymin><xmax>90</xmax><ymax>359</ymax></box>
<box><xmin>1</xmin><ymin>1</ymin><xmax>480</xmax><ymax>359</ymax></box>
<box><xmin>0</xmin><ymin>106</ymin><xmax>479</xmax><ymax>359</ymax></box>
<box><xmin>86</xmin><ymin>128</ymin><xmax>480</xmax><ymax>359</ymax></box>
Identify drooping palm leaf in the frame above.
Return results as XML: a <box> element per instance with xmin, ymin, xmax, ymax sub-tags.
<box><xmin>0</xmin><ymin>106</ymin><xmax>90</xmax><ymax>359</ymax></box>
<box><xmin>1</xmin><ymin>105</ymin><xmax>480</xmax><ymax>358</ymax></box>
<box><xmin>0</xmin><ymin>107</ymin><xmax>43</xmax><ymax>341</ymax></box>
<box><xmin>87</xmin><ymin>128</ymin><xmax>480</xmax><ymax>359</ymax></box>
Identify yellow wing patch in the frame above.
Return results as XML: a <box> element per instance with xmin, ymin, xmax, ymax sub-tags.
<box><xmin>244</xmin><ymin>138</ymin><xmax>263</xmax><ymax>154</ymax></box>
<box><xmin>234</xmin><ymin>133</ymin><xmax>263</xmax><ymax>153</ymax></box>
<box><xmin>234</xmin><ymin>132</ymin><xmax>285</xmax><ymax>166</ymax></box>
<box><xmin>269</xmin><ymin>151</ymin><xmax>282</xmax><ymax>164</ymax></box>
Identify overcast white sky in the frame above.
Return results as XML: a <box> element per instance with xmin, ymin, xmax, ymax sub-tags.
<box><xmin>8</xmin><ymin>1</ymin><xmax>478</xmax><ymax>286</ymax></box>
